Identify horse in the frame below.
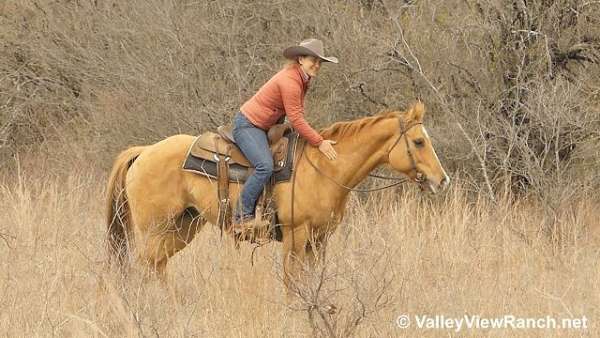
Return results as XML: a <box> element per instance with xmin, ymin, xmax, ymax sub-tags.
<box><xmin>106</xmin><ymin>102</ymin><xmax>449</xmax><ymax>286</ymax></box>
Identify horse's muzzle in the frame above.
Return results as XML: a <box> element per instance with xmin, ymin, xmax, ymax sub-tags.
<box><xmin>419</xmin><ymin>174</ymin><xmax>450</xmax><ymax>194</ymax></box>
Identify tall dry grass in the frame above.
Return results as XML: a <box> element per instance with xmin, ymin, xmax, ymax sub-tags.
<box><xmin>1</xmin><ymin>166</ymin><xmax>598</xmax><ymax>337</ymax></box>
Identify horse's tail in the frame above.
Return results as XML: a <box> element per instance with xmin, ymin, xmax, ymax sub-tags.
<box><xmin>106</xmin><ymin>145</ymin><xmax>147</xmax><ymax>268</ymax></box>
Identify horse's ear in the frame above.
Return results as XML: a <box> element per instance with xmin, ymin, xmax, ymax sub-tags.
<box><xmin>408</xmin><ymin>101</ymin><xmax>425</xmax><ymax>122</ymax></box>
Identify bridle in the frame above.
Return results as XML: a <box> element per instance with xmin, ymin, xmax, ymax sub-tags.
<box><xmin>386</xmin><ymin>119</ymin><xmax>425</xmax><ymax>183</ymax></box>
<box><xmin>302</xmin><ymin>117</ymin><xmax>425</xmax><ymax>193</ymax></box>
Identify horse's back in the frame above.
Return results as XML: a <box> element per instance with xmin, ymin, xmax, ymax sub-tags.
<box><xmin>138</xmin><ymin>134</ymin><xmax>195</xmax><ymax>160</ymax></box>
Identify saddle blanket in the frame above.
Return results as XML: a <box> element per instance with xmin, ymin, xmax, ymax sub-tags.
<box><xmin>182</xmin><ymin>130</ymin><xmax>300</xmax><ymax>184</ymax></box>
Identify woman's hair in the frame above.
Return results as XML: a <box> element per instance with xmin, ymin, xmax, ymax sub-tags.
<box><xmin>284</xmin><ymin>56</ymin><xmax>300</xmax><ymax>68</ymax></box>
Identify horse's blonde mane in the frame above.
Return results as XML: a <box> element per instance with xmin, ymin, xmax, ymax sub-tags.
<box><xmin>320</xmin><ymin>109</ymin><xmax>404</xmax><ymax>139</ymax></box>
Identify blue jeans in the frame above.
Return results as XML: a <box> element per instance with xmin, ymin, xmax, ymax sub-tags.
<box><xmin>232</xmin><ymin>112</ymin><xmax>274</xmax><ymax>221</ymax></box>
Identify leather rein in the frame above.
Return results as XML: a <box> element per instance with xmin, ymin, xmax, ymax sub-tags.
<box><xmin>301</xmin><ymin>118</ymin><xmax>424</xmax><ymax>193</ymax></box>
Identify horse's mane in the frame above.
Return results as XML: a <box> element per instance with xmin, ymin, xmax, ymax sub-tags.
<box><xmin>319</xmin><ymin>109</ymin><xmax>404</xmax><ymax>139</ymax></box>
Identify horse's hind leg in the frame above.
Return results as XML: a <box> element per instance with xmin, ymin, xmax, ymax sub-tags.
<box><xmin>137</xmin><ymin>208</ymin><xmax>206</xmax><ymax>281</ymax></box>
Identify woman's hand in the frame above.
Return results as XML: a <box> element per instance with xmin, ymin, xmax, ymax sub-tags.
<box><xmin>318</xmin><ymin>140</ymin><xmax>338</xmax><ymax>160</ymax></box>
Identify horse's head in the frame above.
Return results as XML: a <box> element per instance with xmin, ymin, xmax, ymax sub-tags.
<box><xmin>385</xmin><ymin>102</ymin><xmax>450</xmax><ymax>193</ymax></box>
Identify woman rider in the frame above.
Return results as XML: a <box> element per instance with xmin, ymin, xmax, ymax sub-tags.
<box><xmin>232</xmin><ymin>38</ymin><xmax>339</xmax><ymax>233</ymax></box>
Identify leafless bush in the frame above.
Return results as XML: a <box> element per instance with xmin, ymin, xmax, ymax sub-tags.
<box><xmin>1</xmin><ymin>0</ymin><xmax>599</xmax><ymax>199</ymax></box>
<box><xmin>275</xmin><ymin>233</ymin><xmax>397</xmax><ymax>338</ymax></box>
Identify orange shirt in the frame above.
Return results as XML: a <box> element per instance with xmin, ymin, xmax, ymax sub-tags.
<box><xmin>240</xmin><ymin>64</ymin><xmax>324</xmax><ymax>146</ymax></box>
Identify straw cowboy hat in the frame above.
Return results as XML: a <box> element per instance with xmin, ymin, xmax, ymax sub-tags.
<box><xmin>283</xmin><ymin>38</ymin><xmax>339</xmax><ymax>64</ymax></box>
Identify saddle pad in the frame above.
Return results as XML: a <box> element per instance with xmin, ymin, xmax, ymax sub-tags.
<box><xmin>183</xmin><ymin>131</ymin><xmax>300</xmax><ymax>184</ymax></box>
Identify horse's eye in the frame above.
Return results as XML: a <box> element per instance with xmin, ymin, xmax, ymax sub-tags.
<box><xmin>414</xmin><ymin>138</ymin><xmax>425</xmax><ymax>147</ymax></box>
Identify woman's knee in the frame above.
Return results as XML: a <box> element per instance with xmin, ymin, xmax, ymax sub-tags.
<box><xmin>255</xmin><ymin>159</ymin><xmax>274</xmax><ymax>176</ymax></box>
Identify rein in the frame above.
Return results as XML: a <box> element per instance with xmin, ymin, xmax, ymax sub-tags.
<box><xmin>302</xmin><ymin>119</ymin><xmax>423</xmax><ymax>193</ymax></box>
<box><xmin>304</xmin><ymin>155</ymin><xmax>408</xmax><ymax>192</ymax></box>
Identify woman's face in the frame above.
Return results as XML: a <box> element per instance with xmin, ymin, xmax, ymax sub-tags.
<box><xmin>298</xmin><ymin>55</ymin><xmax>322</xmax><ymax>77</ymax></box>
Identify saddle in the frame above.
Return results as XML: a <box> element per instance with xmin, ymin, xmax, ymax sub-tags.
<box><xmin>182</xmin><ymin>122</ymin><xmax>300</xmax><ymax>243</ymax></box>
<box><xmin>190</xmin><ymin>123</ymin><xmax>292</xmax><ymax>170</ymax></box>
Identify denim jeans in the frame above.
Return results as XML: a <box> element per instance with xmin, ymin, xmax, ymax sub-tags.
<box><xmin>232</xmin><ymin>112</ymin><xmax>274</xmax><ymax>221</ymax></box>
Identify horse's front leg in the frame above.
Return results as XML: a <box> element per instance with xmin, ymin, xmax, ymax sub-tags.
<box><xmin>305</xmin><ymin>235</ymin><xmax>327</xmax><ymax>269</ymax></box>
<box><xmin>282</xmin><ymin>223</ymin><xmax>309</xmax><ymax>292</ymax></box>
<box><xmin>282</xmin><ymin>225</ymin><xmax>338</xmax><ymax>314</ymax></box>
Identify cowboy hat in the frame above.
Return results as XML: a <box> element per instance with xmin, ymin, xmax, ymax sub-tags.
<box><xmin>283</xmin><ymin>38</ymin><xmax>339</xmax><ymax>64</ymax></box>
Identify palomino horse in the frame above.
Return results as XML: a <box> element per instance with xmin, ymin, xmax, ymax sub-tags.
<box><xmin>106</xmin><ymin>102</ymin><xmax>449</xmax><ymax>285</ymax></box>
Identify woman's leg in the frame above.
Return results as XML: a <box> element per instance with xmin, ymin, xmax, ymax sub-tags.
<box><xmin>232</xmin><ymin>112</ymin><xmax>274</xmax><ymax>221</ymax></box>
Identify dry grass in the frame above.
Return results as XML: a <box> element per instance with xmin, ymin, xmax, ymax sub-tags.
<box><xmin>1</xmin><ymin>166</ymin><xmax>599</xmax><ymax>337</ymax></box>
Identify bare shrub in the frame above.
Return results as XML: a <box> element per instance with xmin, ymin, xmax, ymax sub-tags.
<box><xmin>2</xmin><ymin>0</ymin><xmax>598</xmax><ymax>196</ymax></box>
<box><xmin>279</xmin><ymin>236</ymin><xmax>396</xmax><ymax>337</ymax></box>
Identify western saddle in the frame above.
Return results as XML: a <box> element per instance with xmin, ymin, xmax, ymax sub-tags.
<box><xmin>182</xmin><ymin>122</ymin><xmax>296</xmax><ymax>242</ymax></box>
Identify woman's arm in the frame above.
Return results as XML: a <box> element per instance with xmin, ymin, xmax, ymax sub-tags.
<box><xmin>280</xmin><ymin>81</ymin><xmax>324</xmax><ymax>147</ymax></box>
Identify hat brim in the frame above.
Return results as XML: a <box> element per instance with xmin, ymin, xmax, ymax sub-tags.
<box><xmin>283</xmin><ymin>46</ymin><xmax>339</xmax><ymax>64</ymax></box>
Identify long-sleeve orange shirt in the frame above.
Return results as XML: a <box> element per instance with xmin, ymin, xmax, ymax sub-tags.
<box><xmin>240</xmin><ymin>64</ymin><xmax>324</xmax><ymax>146</ymax></box>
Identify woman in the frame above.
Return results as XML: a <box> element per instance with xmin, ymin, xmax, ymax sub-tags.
<box><xmin>232</xmin><ymin>38</ymin><xmax>339</xmax><ymax>233</ymax></box>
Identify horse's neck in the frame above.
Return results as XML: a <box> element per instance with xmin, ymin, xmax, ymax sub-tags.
<box><xmin>304</xmin><ymin>116</ymin><xmax>396</xmax><ymax>191</ymax></box>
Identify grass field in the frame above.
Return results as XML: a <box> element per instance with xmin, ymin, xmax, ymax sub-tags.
<box><xmin>1</xmin><ymin>167</ymin><xmax>598</xmax><ymax>337</ymax></box>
